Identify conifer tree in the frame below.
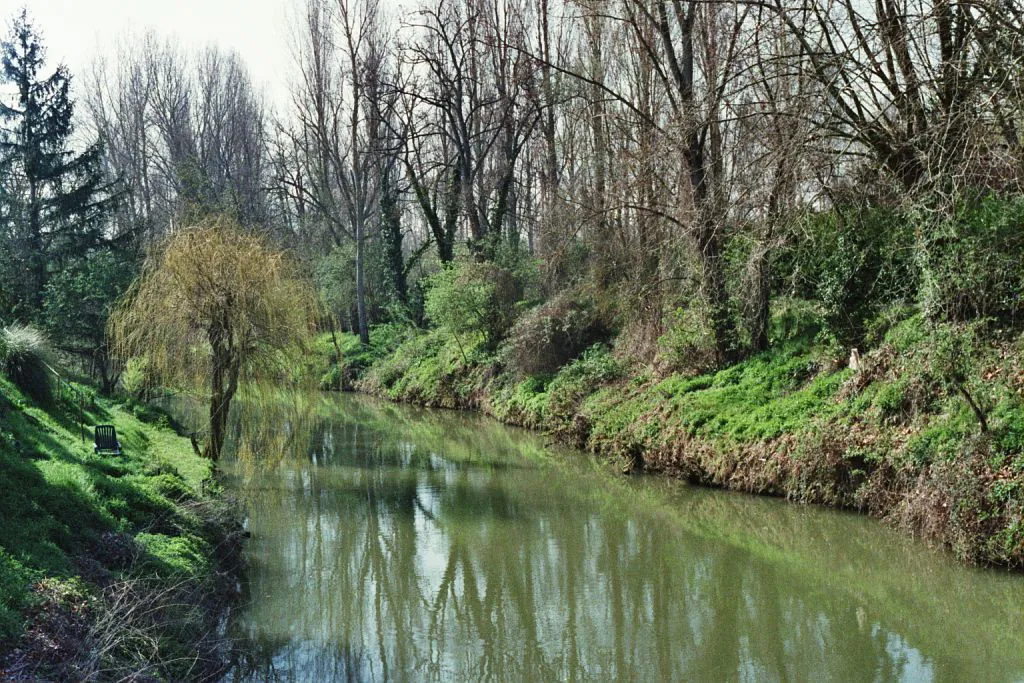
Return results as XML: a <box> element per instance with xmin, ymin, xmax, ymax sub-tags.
<box><xmin>0</xmin><ymin>9</ymin><xmax>113</xmax><ymax>319</ymax></box>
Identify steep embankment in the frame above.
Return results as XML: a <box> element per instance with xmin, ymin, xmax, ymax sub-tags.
<box><xmin>0</xmin><ymin>377</ymin><xmax>242</xmax><ymax>680</ymax></box>
<box><xmin>335</xmin><ymin>316</ymin><xmax>1024</xmax><ymax>568</ymax></box>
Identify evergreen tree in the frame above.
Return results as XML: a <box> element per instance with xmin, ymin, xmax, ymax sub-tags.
<box><xmin>0</xmin><ymin>9</ymin><xmax>113</xmax><ymax>320</ymax></box>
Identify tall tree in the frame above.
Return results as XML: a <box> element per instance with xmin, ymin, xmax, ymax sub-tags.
<box><xmin>0</xmin><ymin>9</ymin><xmax>113</xmax><ymax>319</ymax></box>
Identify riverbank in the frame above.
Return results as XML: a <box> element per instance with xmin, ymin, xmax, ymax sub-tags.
<box><xmin>322</xmin><ymin>312</ymin><xmax>1024</xmax><ymax>568</ymax></box>
<box><xmin>0</xmin><ymin>375</ymin><xmax>244</xmax><ymax>680</ymax></box>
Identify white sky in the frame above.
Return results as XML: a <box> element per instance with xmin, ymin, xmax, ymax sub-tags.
<box><xmin>2</xmin><ymin>0</ymin><xmax>296</xmax><ymax>106</ymax></box>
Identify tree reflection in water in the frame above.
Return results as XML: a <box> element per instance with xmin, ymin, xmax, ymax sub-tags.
<box><xmin>218</xmin><ymin>393</ymin><xmax>1024</xmax><ymax>682</ymax></box>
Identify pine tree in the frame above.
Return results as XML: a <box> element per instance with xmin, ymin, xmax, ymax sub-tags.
<box><xmin>0</xmin><ymin>9</ymin><xmax>113</xmax><ymax>319</ymax></box>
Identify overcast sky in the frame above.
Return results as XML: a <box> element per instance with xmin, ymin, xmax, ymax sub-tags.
<box><xmin>0</xmin><ymin>0</ymin><xmax>295</xmax><ymax>106</ymax></box>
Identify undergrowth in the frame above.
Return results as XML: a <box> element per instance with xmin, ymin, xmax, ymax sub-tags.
<box><xmin>348</xmin><ymin>306</ymin><xmax>1024</xmax><ymax>568</ymax></box>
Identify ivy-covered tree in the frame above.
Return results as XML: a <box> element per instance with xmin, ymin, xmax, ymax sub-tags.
<box><xmin>0</xmin><ymin>9</ymin><xmax>114</xmax><ymax>319</ymax></box>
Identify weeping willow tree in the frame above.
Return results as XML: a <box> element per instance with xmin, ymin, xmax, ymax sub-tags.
<box><xmin>110</xmin><ymin>217</ymin><xmax>320</xmax><ymax>461</ymax></box>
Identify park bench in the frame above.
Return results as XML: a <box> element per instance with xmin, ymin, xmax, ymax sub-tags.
<box><xmin>94</xmin><ymin>425</ymin><xmax>122</xmax><ymax>456</ymax></box>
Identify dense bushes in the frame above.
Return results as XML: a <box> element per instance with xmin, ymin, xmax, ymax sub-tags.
<box><xmin>505</xmin><ymin>293</ymin><xmax>610</xmax><ymax>376</ymax></box>
<box><xmin>657</xmin><ymin>305</ymin><xmax>720</xmax><ymax>375</ymax></box>
<box><xmin>780</xmin><ymin>205</ymin><xmax>918</xmax><ymax>343</ymax></box>
<box><xmin>777</xmin><ymin>197</ymin><xmax>1024</xmax><ymax>344</ymax></box>
<box><xmin>918</xmin><ymin>196</ymin><xmax>1024</xmax><ymax>323</ymax></box>
<box><xmin>425</xmin><ymin>259</ymin><xmax>522</xmax><ymax>354</ymax></box>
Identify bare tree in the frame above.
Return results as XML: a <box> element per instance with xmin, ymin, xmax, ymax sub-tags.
<box><xmin>86</xmin><ymin>35</ymin><xmax>269</xmax><ymax>241</ymax></box>
<box><xmin>769</xmin><ymin>0</ymin><xmax>1024</xmax><ymax>197</ymax></box>
<box><xmin>402</xmin><ymin>0</ymin><xmax>542</xmax><ymax>260</ymax></box>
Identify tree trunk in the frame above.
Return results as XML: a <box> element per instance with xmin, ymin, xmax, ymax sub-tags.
<box><xmin>381</xmin><ymin>178</ymin><xmax>407</xmax><ymax>305</ymax></box>
<box><xmin>355</xmin><ymin>210</ymin><xmax>370</xmax><ymax>346</ymax></box>
<box><xmin>749</xmin><ymin>247</ymin><xmax>771</xmax><ymax>353</ymax></box>
<box><xmin>204</xmin><ymin>328</ymin><xmax>239</xmax><ymax>462</ymax></box>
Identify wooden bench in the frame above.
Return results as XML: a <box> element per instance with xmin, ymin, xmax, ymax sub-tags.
<box><xmin>94</xmin><ymin>425</ymin><xmax>122</xmax><ymax>456</ymax></box>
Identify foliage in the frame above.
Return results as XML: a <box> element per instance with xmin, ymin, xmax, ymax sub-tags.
<box><xmin>42</xmin><ymin>251</ymin><xmax>137</xmax><ymax>391</ymax></box>
<box><xmin>111</xmin><ymin>218</ymin><xmax>319</xmax><ymax>391</ymax></box>
<box><xmin>780</xmin><ymin>206</ymin><xmax>918</xmax><ymax>342</ymax></box>
<box><xmin>768</xmin><ymin>298</ymin><xmax>825</xmax><ymax>345</ymax></box>
<box><xmin>0</xmin><ymin>324</ymin><xmax>53</xmax><ymax>403</ymax></box>
<box><xmin>657</xmin><ymin>305</ymin><xmax>719</xmax><ymax>375</ymax></box>
<box><xmin>424</xmin><ymin>256</ymin><xmax>524</xmax><ymax>353</ymax></box>
<box><xmin>879</xmin><ymin>317</ymin><xmax>991</xmax><ymax>432</ymax></box>
<box><xmin>918</xmin><ymin>195</ymin><xmax>1024</xmax><ymax>323</ymax></box>
<box><xmin>315</xmin><ymin>245</ymin><xmax>358</xmax><ymax>327</ymax></box>
<box><xmin>0</xmin><ymin>10</ymin><xmax>115</xmax><ymax>319</ymax></box>
<box><xmin>544</xmin><ymin>345</ymin><xmax>624</xmax><ymax>426</ymax></box>
<box><xmin>505</xmin><ymin>292</ymin><xmax>610</xmax><ymax>376</ymax></box>
<box><xmin>119</xmin><ymin>357</ymin><xmax>149</xmax><ymax>398</ymax></box>
<box><xmin>42</xmin><ymin>252</ymin><xmax>136</xmax><ymax>353</ymax></box>
<box><xmin>304</xmin><ymin>325</ymin><xmax>413</xmax><ymax>390</ymax></box>
<box><xmin>109</xmin><ymin>217</ymin><xmax>320</xmax><ymax>460</ymax></box>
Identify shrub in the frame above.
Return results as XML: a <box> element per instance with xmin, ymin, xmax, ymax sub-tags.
<box><xmin>325</xmin><ymin>324</ymin><xmax>415</xmax><ymax>389</ymax></box>
<box><xmin>119</xmin><ymin>357</ymin><xmax>149</xmax><ymax>398</ymax></box>
<box><xmin>315</xmin><ymin>245</ymin><xmax>358</xmax><ymax>326</ymax></box>
<box><xmin>505</xmin><ymin>292</ymin><xmax>610</xmax><ymax>376</ymax></box>
<box><xmin>768</xmin><ymin>298</ymin><xmax>824</xmax><ymax>344</ymax></box>
<box><xmin>42</xmin><ymin>250</ymin><xmax>136</xmax><ymax>391</ymax></box>
<box><xmin>873</xmin><ymin>378</ymin><xmax>909</xmax><ymax>419</ymax></box>
<box><xmin>657</xmin><ymin>306</ymin><xmax>718</xmax><ymax>375</ymax></box>
<box><xmin>918</xmin><ymin>195</ymin><xmax>1024</xmax><ymax>323</ymax></box>
<box><xmin>425</xmin><ymin>257</ymin><xmax>523</xmax><ymax>353</ymax></box>
<box><xmin>878</xmin><ymin>317</ymin><xmax>989</xmax><ymax>428</ymax></box>
<box><xmin>547</xmin><ymin>344</ymin><xmax>623</xmax><ymax>415</ymax></box>
<box><xmin>0</xmin><ymin>324</ymin><xmax>54</xmax><ymax>403</ymax></box>
<box><xmin>780</xmin><ymin>206</ymin><xmax>917</xmax><ymax>342</ymax></box>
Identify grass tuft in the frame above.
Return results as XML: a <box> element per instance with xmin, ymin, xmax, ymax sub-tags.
<box><xmin>0</xmin><ymin>325</ymin><xmax>54</xmax><ymax>403</ymax></box>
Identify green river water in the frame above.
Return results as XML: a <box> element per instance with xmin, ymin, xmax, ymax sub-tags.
<box><xmin>215</xmin><ymin>392</ymin><xmax>1024</xmax><ymax>682</ymax></box>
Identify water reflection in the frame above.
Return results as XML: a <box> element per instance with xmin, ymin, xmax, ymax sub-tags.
<box><xmin>219</xmin><ymin>394</ymin><xmax>1024</xmax><ymax>682</ymax></box>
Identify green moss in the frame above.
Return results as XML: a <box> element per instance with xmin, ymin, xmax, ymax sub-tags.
<box><xmin>136</xmin><ymin>532</ymin><xmax>211</xmax><ymax>579</ymax></box>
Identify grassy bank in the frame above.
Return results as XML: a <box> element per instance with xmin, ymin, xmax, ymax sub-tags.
<box><xmin>325</xmin><ymin>310</ymin><xmax>1024</xmax><ymax>568</ymax></box>
<box><xmin>0</xmin><ymin>374</ymin><xmax>243</xmax><ymax>680</ymax></box>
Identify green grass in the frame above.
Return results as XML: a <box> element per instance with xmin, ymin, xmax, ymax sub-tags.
<box><xmin>0</xmin><ymin>373</ymin><xmax>215</xmax><ymax>646</ymax></box>
<box><xmin>586</xmin><ymin>341</ymin><xmax>847</xmax><ymax>445</ymax></box>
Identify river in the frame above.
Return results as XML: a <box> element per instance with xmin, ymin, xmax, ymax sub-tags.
<box><xmin>211</xmin><ymin>391</ymin><xmax>1024</xmax><ymax>682</ymax></box>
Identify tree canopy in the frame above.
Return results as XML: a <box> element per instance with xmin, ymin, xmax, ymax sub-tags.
<box><xmin>109</xmin><ymin>217</ymin><xmax>319</xmax><ymax>460</ymax></box>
